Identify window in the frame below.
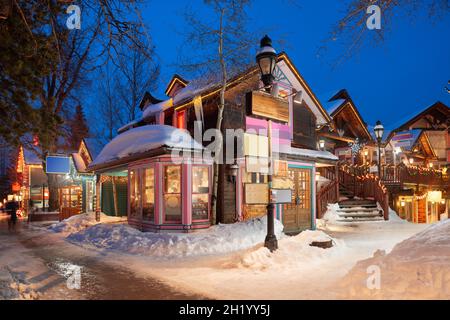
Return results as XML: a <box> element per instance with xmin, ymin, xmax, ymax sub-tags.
<box><xmin>164</xmin><ymin>165</ymin><xmax>182</xmax><ymax>222</ymax></box>
<box><xmin>142</xmin><ymin>168</ymin><xmax>155</xmax><ymax>222</ymax></box>
<box><xmin>130</xmin><ymin>169</ymin><xmax>140</xmax><ymax>218</ymax></box>
<box><xmin>176</xmin><ymin>111</ymin><xmax>186</xmax><ymax>129</ymax></box>
<box><xmin>192</xmin><ymin>166</ymin><xmax>209</xmax><ymax>221</ymax></box>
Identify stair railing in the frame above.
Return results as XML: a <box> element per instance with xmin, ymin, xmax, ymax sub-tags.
<box><xmin>339</xmin><ymin>165</ymin><xmax>390</xmax><ymax>220</ymax></box>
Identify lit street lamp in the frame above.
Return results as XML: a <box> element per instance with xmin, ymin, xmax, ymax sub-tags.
<box><xmin>373</xmin><ymin>120</ymin><xmax>384</xmax><ymax>178</ymax></box>
<box><xmin>319</xmin><ymin>139</ymin><xmax>325</xmax><ymax>151</ymax></box>
<box><xmin>256</xmin><ymin>35</ymin><xmax>278</xmax><ymax>252</ymax></box>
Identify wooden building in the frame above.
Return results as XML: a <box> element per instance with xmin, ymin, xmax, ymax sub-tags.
<box><xmin>382</xmin><ymin>101</ymin><xmax>449</xmax><ymax>223</ymax></box>
<box><xmin>90</xmin><ymin>51</ymin><xmax>338</xmax><ymax>234</ymax></box>
<box><xmin>318</xmin><ymin>89</ymin><xmax>375</xmax><ymax>165</ymax></box>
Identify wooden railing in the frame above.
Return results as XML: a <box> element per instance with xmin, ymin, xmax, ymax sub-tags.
<box><xmin>341</xmin><ymin>163</ymin><xmax>448</xmax><ymax>189</ymax></box>
<box><xmin>339</xmin><ymin>166</ymin><xmax>390</xmax><ymax>220</ymax></box>
<box><xmin>316</xmin><ymin>179</ymin><xmax>338</xmax><ymax>219</ymax></box>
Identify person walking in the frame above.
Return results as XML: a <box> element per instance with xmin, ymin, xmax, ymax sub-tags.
<box><xmin>6</xmin><ymin>200</ymin><xmax>18</xmax><ymax>232</ymax></box>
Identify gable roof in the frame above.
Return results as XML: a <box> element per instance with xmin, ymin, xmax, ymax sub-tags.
<box><xmin>319</xmin><ymin>89</ymin><xmax>372</xmax><ymax>141</ymax></box>
<box><xmin>170</xmin><ymin>52</ymin><xmax>331</xmax><ymax>124</ymax></box>
<box><xmin>389</xmin><ymin>101</ymin><xmax>450</xmax><ymax>133</ymax></box>
<box><xmin>165</xmin><ymin>74</ymin><xmax>189</xmax><ymax>97</ymax></box>
<box><xmin>139</xmin><ymin>91</ymin><xmax>164</xmax><ymax>111</ymax></box>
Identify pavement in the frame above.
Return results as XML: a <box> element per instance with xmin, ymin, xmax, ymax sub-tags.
<box><xmin>0</xmin><ymin>213</ymin><xmax>204</xmax><ymax>300</ymax></box>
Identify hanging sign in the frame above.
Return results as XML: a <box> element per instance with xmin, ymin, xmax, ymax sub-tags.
<box><xmin>270</xmin><ymin>189</ymin><xmax>292</xmax><ymax>204</ymax></box>
<box><xmin>46</xmin><ymin>156</ymin><xmax>71</xmax><ymax>174</ymax></box>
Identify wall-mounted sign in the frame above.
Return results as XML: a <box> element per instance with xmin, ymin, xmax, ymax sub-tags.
<box><xmin>46</xmin><ymin>156</ymin><xmax>71</xmax><ymax>174</ymax></box>
<box><xmin>270</xmin><ymin>189</ymin><xmax>292</xmax><ymax>204</ymax></box>
<box><xmin>244</xmin><ymin>133</ymin><xmax>268</xmax><ymax>158</ymax></box>
<box><xmin>246</xmin><ymin>91</ymin><xmax>289</xmax><ymax>123</ymax></box>
<box><xmin>246</xmin><ymin>156</ymin><xmax>269</xmax><ymax>174</ymax></box>
<box><xmin>245</xmin><ymin>183</ymin><xmax>268</xmax><ymax>204</ymax></box>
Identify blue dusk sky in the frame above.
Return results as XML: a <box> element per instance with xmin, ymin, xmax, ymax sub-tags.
<box><xmin>137</xmin><ymin>0</ymin><xmax>450</xmax><ymax>130</ymax></box>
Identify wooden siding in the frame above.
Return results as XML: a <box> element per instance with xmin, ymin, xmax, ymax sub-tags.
<box><xmin>292</xmin><ymin>101</ymin><xmax>317</xmax><ymax>149</ymax></box>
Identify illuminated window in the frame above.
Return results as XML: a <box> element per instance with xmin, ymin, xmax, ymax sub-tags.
<box><xmin>129</xmin><ymin>169</ymin><xmax>140</xmax><ymax>218</ymax></box>
<box><xmin>176</xmin><ymin>111</ymin><xmax>186</xmax><ymax>129</ymax></box>
<box><xmin>192</xmin><ymin>166</ymin><xmax>209</xmax><ymax>221</ymax></box>
<box><xmin>164</xmin><ymin>166</ymin><xmax>182</xmax><ymax>223</ymax></box>
<box><xmin>142</xmin><ymin>168</ymin><xmax>155</xmax><ymax>222</ymax></box>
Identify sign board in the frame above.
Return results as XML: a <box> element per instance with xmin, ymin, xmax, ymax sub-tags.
<box><xmin>246</xmin><ymin>91</ymin><xmax>289</xmax><ymax>123</ymax></box>
<box><xmin>245</xmin><ymin>183</ymin><xmax>269</xmax><ymax>204</ymax></box>
<box><xmin>392</xmin><ymin>131</ymin><xmax>415</xmax><ymax>148</ymax></box>
<box><xmin>244</xmin><ymin>133</ymin><xmax>268</xmax><ymax>158</ymax></box>
<box><xmin>246</xmin><ymin>156</ymin><xmax>269</xmax><ymax>174</ymax></box>
<box><xmin>46</xmin><ymin>156</ymin><xmax>71</xmax><ymax>174</ymax></box>
<box><xmin>270</xmin><ymin>189</ymin><xmax>292</xmax><ymax>204</ymax></box>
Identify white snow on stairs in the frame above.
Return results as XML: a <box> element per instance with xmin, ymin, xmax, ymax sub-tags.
<box><xmin>336</xmin><ymin>199</ymin><xmax>385</xmax><ymax>222</ymax></box>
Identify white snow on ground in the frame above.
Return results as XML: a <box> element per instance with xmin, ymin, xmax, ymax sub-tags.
<box><xmin>48</xmin><ymin>213</ymin><xmax>126</xmax><ymax>234</ymax></box>
<box><xmin>105</xmin><ymin>205</ymin><xmax>429</xmax><ymax>299</ymax></box>
<box><xmin>236</xmin><ymin>230</ymin><xmax>345</xmax><ymax>271</ymax></box>
<box><xmin>67</xmin><ymin>216</ymin><xmax>284</xmax><ymax>259</ymax></box>
<box><xmin>337</xmin><ymin>219</ymin><xmax>450</xmax><ymax>299</ymax></box>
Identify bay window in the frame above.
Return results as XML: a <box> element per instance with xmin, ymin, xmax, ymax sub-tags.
<box><xmin>142</xmin><ymin>168</ymin><xmax>155</xmax><ymax>221</ymax></box>
<box><xmin>164</xmin><ymin>165</ymin><xmax>182</xmax><ymax>223</ymax></box>
<box><xmin>192</xmin><ymin>166</ymin><xmax>209</xmax><ymax>221</ymax></box>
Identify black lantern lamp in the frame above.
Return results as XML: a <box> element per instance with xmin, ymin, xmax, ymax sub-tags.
<box><xmin>256</xmin><ymin>35</ymin><xmax>277</xmax><ymax>90</ymax></box>
<box><xmin>374</xmin><ymin>120</ymin><xmax>384</xmax><ymax>143</ymax></box>
<box><xmin>373</xmin><ymin>120</ymin><xmax>384</xmax><ymax>178</ymax></box>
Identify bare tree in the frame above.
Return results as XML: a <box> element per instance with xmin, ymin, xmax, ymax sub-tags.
<box><xmin>321</xmin><ymin>0</ymin><xmax>449</xmax><ymax>65</ymax></box>
<box><xmin>178</xmin><ymin>0</ymin><xmax>257</xmax><ymax>225</ymax></box>
<box><xmin>17</xmin><ymin>0</ymin><xmax>156</xmax><ymax>211</ymax></box>
<box><xmin>113</xmin><ymin>26</ymin><xmax>160</xmax><ymax>123</ymax></box>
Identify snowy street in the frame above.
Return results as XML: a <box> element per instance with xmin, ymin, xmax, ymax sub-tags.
<box><xmin>2</xmin><ymin>208</ymin><xmax>448</xmax><ymax>300</ymax></box>
<box><xmin>0</xmin><ymin>213</ymin><xmax>203</xmax><ymax>300</ymax></box>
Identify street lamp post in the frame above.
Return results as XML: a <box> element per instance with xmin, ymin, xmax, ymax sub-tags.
<box><xmin>256</xmin><ymin>35</ymin><xmax>278</xmax><ymax>252</ymax></box>
<box><xmin>374</xmin><ymin>120</ymin><xmax>384</xmax><ymax>179</ymax></box>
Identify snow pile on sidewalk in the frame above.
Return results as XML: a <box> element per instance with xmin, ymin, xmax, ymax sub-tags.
<box><xmin>67</xmin><ymin>216</ymin><xmax>284</xmax><ymax>259</ymax></box>
<box><xmin>236</xmin><ymin>230</ymin><xmax>346</xmax><ymax>271</ymax></box>
<box><xmin>49</xmin><ymin>213</ymin><xmax>126</xmax><ymax>234</ymax></box>
<box><xmin>337</xmin><ymin>219</ymin><xmax>450</xmax><ymax>299</ymax></box>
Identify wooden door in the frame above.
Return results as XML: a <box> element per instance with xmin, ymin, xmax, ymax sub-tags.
<box><xmin>283</xmin><ymin>167</ymin><xmax>312</xmax><ymax>233</ymax></box>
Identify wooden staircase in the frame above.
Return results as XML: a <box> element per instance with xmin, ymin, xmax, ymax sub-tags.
<box><xmin>336</xmin><ymin>198</ymin><xmax>384</xmax><ymax>222</ymax></box>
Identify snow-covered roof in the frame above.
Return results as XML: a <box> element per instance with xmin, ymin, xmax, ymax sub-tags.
<box><xmin>83</xmin><ymin>138</ymin><xmax>104</xmax><ymax>160</ymax></box>
<box><xmin>72</xmin><ymin>153</ymin><xmax>87</xmax><ymax>173</ymax></box>
<box><xmin>324</xmin><ymin>99</ymin><xmax>346</xmax><ymax>115</ymax></box>
<box><xmin>288</xmin><ymin>147</ymin><xmax>338</xmax><ymax>161</ymax></box>
<box><xmin>90</xmin><ymin>125</ymin><xmax>203</xmax><ymax>169</ymax></box>
<box><xmin>23</xmin><ymin>146</ymin><xmax>41</xmax><ymax>165</ymax></box>
<box><xmin>142</xmin><ymin>99</ymin><xmax>173</xmax><ymax>119</ymax></box>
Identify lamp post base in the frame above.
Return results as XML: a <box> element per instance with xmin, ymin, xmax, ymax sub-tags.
<box><xmin>264</xmin><ymin>234</ymin><xmax>278</xmax><ymax>252</ymax></box>
<box><xmin>264</xmin><ymin>203</ymin><xmax>278</xmax><ymax>252</ymax></box>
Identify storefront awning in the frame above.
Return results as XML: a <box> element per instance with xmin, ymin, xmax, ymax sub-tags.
<box><xmin>89</xmin><ymin>125</ymin><xmax>203</xmax><ymax>171</ymax></box>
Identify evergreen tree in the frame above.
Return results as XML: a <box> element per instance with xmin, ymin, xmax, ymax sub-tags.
<box><xmin>68</xmin><ymin>105</ymin><xmax>89</xmax><ymax>150</ymax></box>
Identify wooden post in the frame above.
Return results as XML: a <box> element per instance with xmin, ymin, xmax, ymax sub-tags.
<box><xmin>335</xmin><ymin>165</ymin><xmax>339</xmax><ymax>202</ymax></box>
<box><xmin>95</xmin><ymin>174</ymin><xmax>101</xmax><ymax>222</ymax></box>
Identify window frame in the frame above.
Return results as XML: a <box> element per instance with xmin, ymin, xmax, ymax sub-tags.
<box><xmin>162</xmin><ymin>164</ymin><xmax>183</xmax><ymax>224</ymax></box>
<box><xmin>191</xmin><ymin>165</ymin><xmax>211</xmax><ymax>222</ymax></box>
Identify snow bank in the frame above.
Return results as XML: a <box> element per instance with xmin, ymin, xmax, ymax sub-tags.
<box><xmin>49</xmin><ymin>213</ymin><xmax>126</xmax><ymax>234</ymax></box>
<box><xmin>237</xmin><ymin>230</ymin><xmax>346</xmax><ymax>271</ymax></box>
<box><xmin>67</xmin><ymin>216</ymin><xmax>284</xmax><ymax>259</ymax></box>
<box><xmin>337</xmin><ymin>219</ymin><xmax>450</xmax><ymax>299</ymax></box>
